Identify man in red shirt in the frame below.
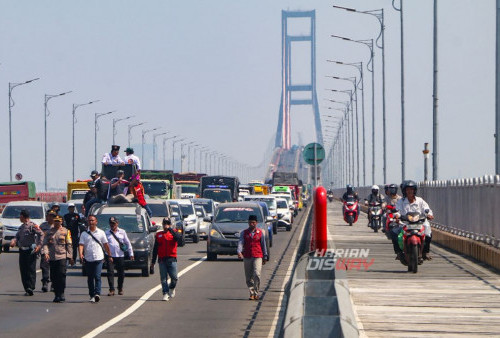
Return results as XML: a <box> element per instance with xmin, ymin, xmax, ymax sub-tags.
<box><xmin>237</xmin><ymin>215</ymin><xmax>268</xmax><ymax>300</ymax></box>
<box><xmin>151</xmin><ymin>218</ymin><xmax>182</xmax><ymax>301</ymax></box>
<box><xmin>129</xmin><ymin>175</ymin><xmax>152</xmax><ymax>217</ymax></box>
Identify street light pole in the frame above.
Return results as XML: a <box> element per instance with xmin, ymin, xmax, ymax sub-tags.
<box><xmin>186</xmin><ymin>142</ymin><xmax>196</xmax><ymax>171</ymax></box>
<box><xmin>95</xmin><ymin>111</ymin><xmax>116</xmax><ymax>170</ymax></box>
<box><xmin>432</xmin><ymin>0</ymin><xmax>439</xmax><ymax>180</ymax></box>
<box><xmin>112</xmin><ymin>115</ymin><xmax>134</xmax><ymax>145</ymax></box>
<box><xmin>45</xmin><ymin>91</ymin><xmax>72</xmax><ymax>190</ymax></box>
<box><xmin>152</xmin><ymin>132</ymin><xmax>168</xmax><ymax>169</ymax></box>
<box><xmin>163</xmin><ymin>136</ymin><xmax>176</xmax><ymax>170</ymax></box>
<box><xmin>141</xmin><ymin>128</ymin><xmax>160</xmax><ymax>168</ymax></box>
<box><xmin>128</xmin><ymin>122</ymin><xmax>145</xmax><ymax>148</ymax></box>
<box><xmin>8</xmin><ymin>77</ymin><xmax>39</xmax><ymax>181</ymax></box>
<box><xmin>72</xmin><ymin>100</ymin><xmax>99</xmax><ymax>181</ymax></box>
<box><xmin>172</xmin><ymin>138</ymin><xmax>185</xmax><ymax>173</ymax></box>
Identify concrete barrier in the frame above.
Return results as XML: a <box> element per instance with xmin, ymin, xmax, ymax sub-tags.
<box><xmin>283</xmin><ymin>252</ymin><xmax>359</xmax><ymax>338</ymax></box>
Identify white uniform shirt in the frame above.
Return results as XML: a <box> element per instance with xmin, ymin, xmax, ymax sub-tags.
<box><xmin>80</xmin><ymin>228</ymin><xmax>108</xmax><ymax>262</ymax></box>
<box><xmin>396</xmin><ymin>196</ymin><xmax>433</xmax><ymax>236</ymax></box>
<box><xmin>124</xmin><ymin>154</ymin><xmax>141</xmax><ymax>170</ymax></box>
<box><xmin>105</xmin><ymin>228</ymin><xmax>134</xmax><ymax>258</ymax></box>
<box><xmin>102</xmin><ymin>152</ymin><xmax>125</xmax><ymax>165</ymax></box>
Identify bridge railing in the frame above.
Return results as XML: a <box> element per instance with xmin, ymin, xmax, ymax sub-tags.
<box><xmin>333</xmin><ymin>175</ymin><xmax>500</xmax><ymax>247</ymax></box>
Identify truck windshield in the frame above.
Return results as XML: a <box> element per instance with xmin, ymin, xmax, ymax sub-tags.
<box><xmin>181</xmin><ymin>186</ymin><xmax>199</xmax><ymax>194</ymax></box>
<box><xmin>148</xmin><ymin>204</ymin><xmax>168</xmax><ymax>217</ymax></box>
<box><xmin>2</xmin><ymin>205</ymin><xmax>44</xmax><ymax>219</ymax></box>
<box><xmin>143</xmin><ymin>182</ymin><xmax>168</xmax><ymax>197</ymax></box>
<box><xmin>203</xmin><ymin>190</ymin><xmax>232</xmax><ymax>203</ymax></box>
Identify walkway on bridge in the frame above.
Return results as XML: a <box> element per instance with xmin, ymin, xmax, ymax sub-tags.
<box><xmin>327</xmin><ymin>201</ymin><xmax>500</xmax><ymax>337</ymax></box>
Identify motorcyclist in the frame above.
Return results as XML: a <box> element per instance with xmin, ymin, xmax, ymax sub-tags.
<box><xmin>386</xmin><ymin>184</ymin><xmax>402</xmax><ymax>206</ymax></box>
<box><xmin>341</xmin><ymin>185</ymin><xmax>359</xmax><ymax>202</ymax></box>
<box><xmin>395</xmin><ymin>180</ymin><xmax>434</xmax><ymax>261</ymax></box>
<box><xmin>364</xmin><ymin>185</ymin><xmax>385</xmax><ymax>226</ymax></box>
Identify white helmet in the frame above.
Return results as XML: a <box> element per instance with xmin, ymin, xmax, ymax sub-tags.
<box><xmin>371</xmin><ymin>185</ymin><xmax>379</xmax><ymax>191</ymax></box>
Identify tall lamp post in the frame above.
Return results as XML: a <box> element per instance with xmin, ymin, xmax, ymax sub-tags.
<box><xmin>152</xmin><ymin>132</ymin><xmax>169</xmax><ymax>169</ymax></box>
<box><xmin>172</xmin><ymin>138</ymin><xmax>185</xmax><ymax>173</ymax></box>
<box><xmin>188</xmin><ymin>143</ymin><xmax>199</xmax><ymax>171</ymax></box>
<box><xmin>95</xmin><ymin>111</ymin><xmax>116</xmax><ymax>169</ymax></box>
<box><xmin>142</xmin><ymin>128</ymin><xmax>160</xmax><ymax>167</ymax></box>
<box><xmin>327</xmin><ymin>60</ymin><xmax>366</xmax><ymax>185</ymax></box>
<box><xmin>112</xmin><ymin>115</ymin><xmax>134</xmax><ymax>144</ymax></box>
<box><xmin>331</xmin><ymin>35</ymin><xmax>375</xmax><ymax>184</ymax></box>
<box><xmin>8</xmin><ymin>77</ymin><xmax>40</xmax><ymax>181</ymax></box>
<box><xmin>199</xmin><ymin>147</ymin><xmax>209</xmax><ymax>173</ymax></box>
<box><xmin>45</xmin><ymin>91</ymin><xmax>72</xmax><ymax>190</ymax></box>
<box><xmin>128</xmin><ymin>122</ymin><xmax>145</xmax><ymax>148</ymax></box>
<box><xmin>333</xmin><ymin>5</ymin><xmax>387</xmax><ymax>183</ymax></box>
<box><xmin>72</xmin><ymin>100</ymin><xmax>99</xmax><ymax>181</ymax></box>
<box><xmin>163</xmin><ymin>135</ymin><xmax>176</xmax><ymax>170</ymax></box>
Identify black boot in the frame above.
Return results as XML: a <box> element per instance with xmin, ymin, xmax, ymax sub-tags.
<box><xmin>42</xmin><ymin>282</ymin><xmax>48</xmax><ymax>293</ymax></box>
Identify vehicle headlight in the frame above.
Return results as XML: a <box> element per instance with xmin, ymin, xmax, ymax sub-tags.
<box><xmin>210</xmin><ymin>229</ymin><xmax>222</xmax><ymax>238</ymax></box>
<box><xmin>407</xmin><ymin>214</ymin><xmax>419</xmax><ymax>222</ymax></box>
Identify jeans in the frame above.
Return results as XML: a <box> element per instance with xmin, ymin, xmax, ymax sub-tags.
<box><xmin>85</xmin><ymin>198</ymin><xmax>102</xmax><ymax>217</ymax></box>
<box><xmin>143</xmin><ymin>204</ymin><xmax>152</xmax><ymax>217</ymax></box>
<box><xmin>49</xmin><ymin>259</ymin><xmax>67</xmax><ymax>298</ymax></box>
<box><xmin>158</xmin><ymin>257</ymin><xmax>178</xmax><ymax>295</ymax></box>
<box><xmin>85</xmin><ymin>260</ymin><xmax>103</xmax><ymax>297</ymax></box>
<box><xmin>19</xmin><ymin>249</ymin><xmax>37</xmax><ymax>292</ymax></box>
<box><xmin>107</xmin><ymin>257</ymin><xmax>125</xmax><ymax>291</ymax></box>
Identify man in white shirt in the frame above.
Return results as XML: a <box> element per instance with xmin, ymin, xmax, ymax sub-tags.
<box><xmin>396</xmin><ymin>180</ymin><xmax>435</xmax><ymax>261</ymax></box>
<box><xmin>102</xmin><ymin>145</ymin><xmax>125</xmax><ymax>166</ymax></box>
<box><xmin>79</xmin><ymin>215</ymin><xmax>112</xmax><ymax>303</ymax></box>
<box><xmin>105</xmin><ymin>217</ymin><xmax>134</xmax><ymax>296</ymax></box>
<box><xmin>124</xmin><ymin>147</ymin><xmax>141</xmax><ymax>171</ymax></box>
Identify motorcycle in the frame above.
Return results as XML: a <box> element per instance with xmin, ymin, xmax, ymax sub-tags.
<box><xmin>367</xmin><ymin>202</ymin><xmax>383</xmax><ymax>232</ymax></box>
<box><xmin>400</xmin><ymin>210</ymin><xmax>428</xmax><ymax>273</ymax></box>
<box><xmin>342</xmin><ymin>197</ymin><xmax>359</xmax><ymax>226</ymax></box>
<box><xmin>327</xmin><ymin>192</ymin><xmax>334</xmax><ymax>202</ymax></box>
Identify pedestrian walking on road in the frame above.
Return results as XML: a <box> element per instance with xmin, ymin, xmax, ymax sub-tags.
<box><xmin>105</xmin><ymin>217</ymin><xmax>134</xmax><ymax>296</ymax></box>
<box><xmin>39</xmin><ymin>210</ymin><xmax>56</xmax><ymax>292</ymax></box>
<box><xmin>79</xmin><ymin>215</ymin><xmax>113</xmax><ymax>303</ymax></box>
<box><xmin>151</xmin><ymin>218</ymin><xmax>181</xmax><ymax>301</ymax></box>
<box><xmin>237</xmin><ymin>215</ymin><xmax>268</xmax><ymax>301</ymax></box>
<box><xmin>10</xmin><ymin>209</ymin><xmax>43</xmax><ymax>296</ymax></box>
<box><xmin>42</xmin><ymin>215</ymin><xmax>74</xmax><ymax>303</ymax></box>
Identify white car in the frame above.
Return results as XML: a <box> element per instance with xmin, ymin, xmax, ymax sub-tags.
<box><xmin>276</xmin><ymin>198</ymin><xmax>292</xmax><ymax>231</ymax></box>
<box><xmin>1</xmin><ymin>201</ymin><xmax>49</xmax><ymax>252</ymax></box>
<box><xmin>194</xmin><ymin>205</ymin><xmax>211</xmax><ymax>239</ymax></box>
<box><xmin>171</xmin><ymin>199</ymin><xmax>200</xmax><ymax>243</ymax></box>
<box><xmin>243</xmin><ymin>195</ymin><xmax>278</xmax><ymax>234</ymax></box>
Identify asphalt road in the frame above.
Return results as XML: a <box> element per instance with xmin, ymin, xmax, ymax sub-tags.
<box><xmin>0</xmin><ymin>208</ymin><xmax>309</xmax><ymax>338</ymax></box>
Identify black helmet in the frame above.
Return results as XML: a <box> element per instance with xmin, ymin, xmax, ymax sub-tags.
<box><xmin>388</xmin><ymin>183</ymin><xmax>398</xmax><ymax>195</ymax></box>
<box><xmin>384</xmin><ymin>184</ymin><xmax>389</xmax><ymax>193</ymax></box>
<box><xmin>402</xmin><ymin>180</ymin><xmax>417</xmax><ymax>197</ymax></box>
<box><xmin>346</xmin><ymin>184</ymin><xmax>353</xmax><ymax>193</ymax></box>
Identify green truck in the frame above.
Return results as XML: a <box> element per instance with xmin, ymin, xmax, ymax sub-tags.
<box><xmin>140</xmin><ymin>170</ymin><xmax>176</xmax><ymax>199</ymax></box>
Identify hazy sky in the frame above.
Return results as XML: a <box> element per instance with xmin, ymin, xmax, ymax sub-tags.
<box><xmin>0</xmin><ymin>0</ymin><xmax>495</xmax><ymax>190</ymax></box>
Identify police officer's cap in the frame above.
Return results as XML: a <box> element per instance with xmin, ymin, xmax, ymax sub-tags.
<box><xmin>47</xmin><ymin>210</ymin><xmax>57</xmax><ymax>216</ymax></box>
<box><xmin>111</xmin><ymin>145</ymin><xmax>120</xmax><ymax>152</ymax></box>
<box><xmin>109</xmin><ymin>216</ymin><xmax>118</xmax><ymax>224</ymax></box>
<box><xmin>248</xmin><ymin>215</ymin><xmax>258</xmax><ymax>222</ymax></box>
<box><xmin>90</xmin><ymin>170</ymin><xmax>99</xmax><ymax>178</ymax></box>
<box><xmin>125</xmin><ymin>147</ymin><xmax>134</xmax><ymax>154</ymax></box>
<box><xmin>54</xmin><ymin>216</ymin><xmax>63</xmax><ymax>222</ymax></box>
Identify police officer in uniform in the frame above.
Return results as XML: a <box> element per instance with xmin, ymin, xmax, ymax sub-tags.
<box><xmin>43</xmin><ymin>215</ymin><xmax>74</xmax><ymax>302</ymax></box>
<box><xmin>10</xmin><ymin>209</ymin><xmax>43</xmax><ymax>296</ymax></box>
<box><xmin>64</xmin><ymin>203</ymin><xmax>81</xmax><ymax>264</ymax></box>
<box><xmin>39</xmin><ymin>210</ymin><xmax>56</xmax><ymax>292</ymax></box>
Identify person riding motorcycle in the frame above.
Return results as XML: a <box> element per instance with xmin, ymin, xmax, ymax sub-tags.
<box><xmin>386</xmin><ymin>183</ymin><xmax>402</xmax><ymax>206</ymax></box>
<box><xmin>341</xmin><ymin>185</ymin><xmax>359</xmax><ymax>202</ymax></box>
<box><xmin>364</xmin><ymin>185</ymin><xmax>385</xmax><ymax>227</ymax></box>
<box><xmin>395</xmin><ymin>180</ymin><xmax>434</xmax><ymax>261</ymax></box>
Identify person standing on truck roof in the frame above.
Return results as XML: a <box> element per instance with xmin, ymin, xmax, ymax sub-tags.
<box><xmin>124</xmin><ymin>147</ymin><xmax>141</xmax><ymax>171</ymax></box>
<box><xmin>39</xmin><ymin>210</ymin><xmax>56</xmax><ymax>292</ymax></box>
<box><xmin>10</xmin><ymin>209</ymin><xmax>43</xmax><ymax>296</ymax></box>
<box><xmin>102</xmin><ymin>145</ymin><xmax>125</xmax><ymax>166</ymax></box>
<box><xmin>129</xmin><ymin>175</ymin><xmax>152</xmax><ymax>217</ymax></box>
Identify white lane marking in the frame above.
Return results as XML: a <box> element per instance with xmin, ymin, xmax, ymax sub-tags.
<box><xmin>268</xmin><ymin>209</ymin><xmax>309</xmax><ymax>338</ymax></box>
<box><xmin>82</xmin><ymin>257</ymin><xmax>206</xmax><ymax>338</ymax></box>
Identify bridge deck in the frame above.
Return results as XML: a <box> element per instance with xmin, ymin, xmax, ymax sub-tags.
<box><xmin>327</xmin><ymin>201</ymin><xmax>500</xmax><ymax>337</ymax></box>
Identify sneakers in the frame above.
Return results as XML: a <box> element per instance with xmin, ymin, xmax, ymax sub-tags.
<box><xmin>94</xmin><ymin>294</ymin><xmax>100</xmax><ymax>303</ymax></box>
<box><xmin>53</xmin><ymin>296</ymin><xmax>61</xmax><ymax>303</ymax></box>
<box><xmin>26</xmin><ymin>288</ymin><xmax>34</xmax><ymax>296</ymax></box>
<box><xmin>89</xmin><ymin>297</ymin><xmax>96</xmax><ymax>303</ymax></box>
<box><xmin>162</xmin><ymin>293</ymin><xmax>170</xmax><ymax>301</ymax></box>
<box><xmin>169</xmin><ymin>289</ymin><xmax>176</xmax><ymax>298</ymax></box>
<box><xmin>423</xmin><ymin>253</ymin><xmax>433</xmax><ymax>261</ymax></box>
<box><xmin>248</xmin><ymin>295</ymin><xmax>255</xmax><ymax>300</ymax></box>
<box><xmin>254</xmin><ymin>295</ymin><xmax>260</xmax><ymax>301</ymax></box>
